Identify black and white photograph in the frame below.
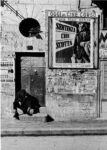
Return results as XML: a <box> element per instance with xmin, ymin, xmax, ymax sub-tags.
<box><xmin>0</xmin><ymin>0</ymin><xmax>107</xmax><ymax>150</ymax></box>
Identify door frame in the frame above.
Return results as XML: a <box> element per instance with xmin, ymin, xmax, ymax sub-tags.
<box><xmin>99</xmin><ymin>59</ymin><xmax>107</xmax><ymax>117</ymax></box>
<box><xmin>15</xmin><ymin>52</ymin><xmax>45</xmax><ymax>100</ymax></box>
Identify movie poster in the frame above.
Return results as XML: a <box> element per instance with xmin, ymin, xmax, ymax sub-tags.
<box><xmin>49</xmin><ymin>17</ymin><xmax>94</xmax><ymax>68</ymax></box>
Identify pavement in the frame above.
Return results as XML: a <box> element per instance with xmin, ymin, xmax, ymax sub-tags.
<box><xmin>1</xmin><ymin>117</ymin><xmax>107</xmax><ymax>136</ymax></box>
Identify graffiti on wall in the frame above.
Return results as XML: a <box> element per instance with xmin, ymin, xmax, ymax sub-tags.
<box><xmin>47</xmin><ymin>70</ymin><xmax>97</xmax><ymax>94</ymax></box>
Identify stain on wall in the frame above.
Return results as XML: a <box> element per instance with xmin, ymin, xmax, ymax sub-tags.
<box><xmin>47</xmin><ymin>69</ymin><xmax>97</xmax><ymax>94</ymax></box>
<box><xmin>46</xmin><ymin>69</ymin><xmax>97</xmax><ymax>121</ymax></box>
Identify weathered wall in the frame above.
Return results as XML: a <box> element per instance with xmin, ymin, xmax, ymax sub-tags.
<box><xmin>46</xmin><ymin>69</ymin><xmax>97</xmax><ymax>121</ymax></box>
<box><xmin>1</xmin><ymin>0</ymin><xmax>101</xmax><ymax>120</ymax></box>
<box><xmin>45</xmin><ymin>8</ymin><xmax>99</xmax><ymax>121</ymax></box>
<box><xmin>0</xmin><ymin>52</ymin><xmax>15</xmax><ymax>118</ymax></box>
<box><xmin>99</xmin><ymin>30</ymin><xmax>107</xmax><ymax>118</ymax></box>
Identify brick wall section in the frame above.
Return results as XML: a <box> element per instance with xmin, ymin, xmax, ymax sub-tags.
<box><xmin>1</xmin><ymin>0</ymin><xmax>99</xmax><ymax>120</ymax></box>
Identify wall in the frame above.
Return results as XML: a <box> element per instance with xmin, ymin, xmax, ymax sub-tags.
<box><xmin>46</xmin><ymin>69</ymin><xmax>97</xmax><ymax>121</ymax></box>
<box><xmin>0</xmin><ymin>0</ymin><xmax>101</xmax><ymax>120</ymax></box>
<box><xmin>99</xmin><ymin>30</ymin><xmax>107</xmax><ymax>118</ymax></box>
<box><xmin>45</xmin><ymin>8</ymin><xmax>99</xmax><ymax>121</ymax></box>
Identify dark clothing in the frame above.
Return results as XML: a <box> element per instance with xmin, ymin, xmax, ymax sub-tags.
<box><xmin>13</xmin><ymin>89</ymin><xmax>40</xmax><ymax>119</ymax></box>
<box><xmin>74</xmin><ymin>29</ymin><xmax>90</xmax><ymax>63</ymax></box>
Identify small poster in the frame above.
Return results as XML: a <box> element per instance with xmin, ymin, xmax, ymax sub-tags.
<box><xmin>49</xmin><ymin>17</ymin><xmax>94</xmax><ymax>68</ymax></box>
<box><xmin>0</xmin><ymin>59</ymin><xmax>14</xmax><ymax>82</ymax></box>
<box><xmin>99</xmin><ymin>30</ymin><xmax>107</xmax><ymax>58</ymax></box>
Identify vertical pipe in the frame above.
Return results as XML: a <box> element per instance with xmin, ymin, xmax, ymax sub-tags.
<box><xmin>78</xmin><ymin>0</ymin><xmax>81</xmax><ymax>10</ymax></box>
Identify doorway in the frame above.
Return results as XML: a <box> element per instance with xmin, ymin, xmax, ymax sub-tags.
<box><xmin>100</xmin><ymin>60</ymin><xmax>107</xmax><ymax>118</ymax></box>
<box><xmin>15</xmin><ymin>52</ymin><xmax>45</xmax><ymax>106</ymax></box>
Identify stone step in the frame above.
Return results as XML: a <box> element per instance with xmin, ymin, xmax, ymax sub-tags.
<box><xmin>40</xmin><ymin>107</ymin><xmax>47</xmax><ymax>114</ymax></box>
<box><xmin>19</xmin><ymin>113</ymin><xmax>48</xmax><ymax>122</ymax></box>
<box><xmin>18</xmin><ymin>107</ymin><xmax>48</xmax><ymax>122</ymax></box>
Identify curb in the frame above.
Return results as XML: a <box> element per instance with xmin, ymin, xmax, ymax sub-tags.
<box><xmin>2</xmin><ymin>128</ymin><xmax>107</xmax><ymax>136</ymax></box>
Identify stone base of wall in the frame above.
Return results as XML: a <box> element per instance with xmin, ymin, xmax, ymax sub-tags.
<box><xmin>46</xmin><ymin>93</ymin><xmax>97</xmax><ymax>121</ymax></box>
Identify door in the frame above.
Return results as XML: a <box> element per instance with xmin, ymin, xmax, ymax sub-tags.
<box><xmin>15</xmin><ymin>52</ymin><xmax>45</xmax><ymax>106</ymax></box>
<box><xmin>100</xmin><ymin>60</ymin><xmax>107</xmax><ymax>118</ymax></box>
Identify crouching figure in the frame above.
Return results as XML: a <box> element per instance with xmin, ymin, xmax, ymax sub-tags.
<box><xmin>13</xmin><ymin>89</ymin><xmax>41</xmax><ymax>119</ymax></box>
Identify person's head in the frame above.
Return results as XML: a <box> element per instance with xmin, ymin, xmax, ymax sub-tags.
<box><xmin>16</xmin><ymin>89</ymin><xmax>27</xmax><ymax>102</ymax></box>
<box><xmin>78</xmin><ymin>23</ymin><xmax>88</xmax><ymax>32</ymax></box>
<box><xmin>78</xmin><ymin>23</ymin><xmax>84</xmax><ymax>32</ymax></box>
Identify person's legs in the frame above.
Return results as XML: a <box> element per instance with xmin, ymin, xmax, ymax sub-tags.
<box><xmin>13</xmin><ymin>100</ymin><xmax>23</xmax><ymax>119</ymax></box>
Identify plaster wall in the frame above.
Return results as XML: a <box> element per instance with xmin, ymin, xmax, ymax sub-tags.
<box><xmin>1</xmin><ymin>0</ymin><xmax>100</xmax><ymax>120</ymax></box>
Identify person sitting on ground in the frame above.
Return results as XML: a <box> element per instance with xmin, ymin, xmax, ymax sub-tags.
<box><xmin>13</xmin><ymin>89</ymin><xmax>41</xmax><ymax>120</ymax></box>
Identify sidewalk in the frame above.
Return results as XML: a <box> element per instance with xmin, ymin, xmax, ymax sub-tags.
<box><xmin>1</xmin><ymin>117</ymin><xmax>107</xmax><ymax>136</ymax></box>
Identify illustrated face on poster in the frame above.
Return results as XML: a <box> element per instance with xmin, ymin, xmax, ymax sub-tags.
<box><xmin>49</xmin><ymin>17</ymin><xmax>94</xmax><ymax>68</ymax></box>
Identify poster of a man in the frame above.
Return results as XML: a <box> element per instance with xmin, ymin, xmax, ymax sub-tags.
<box><xmin>72</xmin><ymin>22</ymin><xmax>90</xmax><ymax>63</ymax></box>
<box><xmin>49</xmin><ymin>17</ymin><xmax>94</xmax><ymax>68</ymax></box>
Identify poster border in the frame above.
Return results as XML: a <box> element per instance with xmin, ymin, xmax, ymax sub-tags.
<box><xmin>48</xmin><ymin>16</ymin><xmax>97</xmax><ymax>69</ymax></box>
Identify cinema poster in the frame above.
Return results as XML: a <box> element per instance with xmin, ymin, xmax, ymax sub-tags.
<box><xmin>49</xmin><ymin>17</ymin><xmax>94</xmax><ymax>68</ymax></box>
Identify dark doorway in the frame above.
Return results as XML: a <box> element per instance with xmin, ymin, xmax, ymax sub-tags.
<box><xmin>15</xmin><ymin>52</ymin><xmax>45</xmax><ymax>106</ymax></box>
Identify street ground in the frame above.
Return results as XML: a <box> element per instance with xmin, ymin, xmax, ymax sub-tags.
<box><xmin>1</xmin><ymin>117</ymin><xmax>107</xmax><ymax>136</ymax></box>
<box><xmin>1</xmin><ymin>118</ymin><xmax>107</xmax><ymax>150</ymax></box>
<box><xmin>1</xmin><ymin>136</ymin><xmax>107</xmax><ymax>150</ymax></box>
